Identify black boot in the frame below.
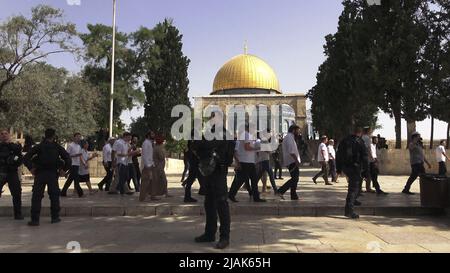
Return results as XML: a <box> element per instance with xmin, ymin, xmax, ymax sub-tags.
<box><xmin>216</xmin><ymin>239</ymin><xmax>230</xmax><ymax>249</ymax></box>
<box><xmin>195</xmin><ymin>234</ymin><xmax>216</xmax><ymax>243</ymax></box>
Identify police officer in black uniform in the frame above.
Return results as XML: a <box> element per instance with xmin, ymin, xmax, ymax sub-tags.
<box><xmin>336</xmin><ymin>127</ymin><xmax>369</xmax><ymax>219</ymax></box>
<box><xmin>192</xmin><ymin>113</ymin><xmax>235</xmax><ymax>249</ymax></box>
<box><xmin>24</xmin><ymin>129</ymin><xmax>71</xmax><ymax>226</ymax></box>
<box><xmin>0</xmin><ymin>129</ymin><xmax>24</xmax><ymax>220</ymax></box>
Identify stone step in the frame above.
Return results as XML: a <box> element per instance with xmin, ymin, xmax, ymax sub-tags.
<box><xmin>0</xmin><ymin>205</ymin><xmax>445</xmax><ymax>218</ymax></box>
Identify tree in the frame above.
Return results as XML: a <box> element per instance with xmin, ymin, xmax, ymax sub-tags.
<box><xmin>0</xmin><ymin>5</ymin><xmax>77</xmax><ymax>112</ymax></box>
<box><xmin>143</xmin><ymin>19</ymin><xmax>191</xmax><ymax>137</ymax></box>
<box><xmin>79</xmin><ymin>24</ymin><xmax>151</xmax><ymax>132</ymax></box>
<box><xmin>370</xmin><ymin>0</ymin><xmax>429</xmax><ymax>148</ymax></box>
<box><xmin>0</xmin><ymin>63</ymin><xmax>99</xmax><ymax>141</ymax></box>
<box><xmin>308</xmin><ymin>0</ymin><xmax>380</xmax><ymax>141</ymax></box>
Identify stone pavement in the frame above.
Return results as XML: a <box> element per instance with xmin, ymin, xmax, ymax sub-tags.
<box><xmin>0</xmin><ymin>169</ymin><xmax>445</xmax><ymax>217</ymax></box>
<box><xmin>0</xmin><ymin>215</ymin><xmax>449</xmax><ymax>253</ymax></box>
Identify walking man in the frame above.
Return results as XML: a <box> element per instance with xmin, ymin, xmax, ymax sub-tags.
<box><xmin>61</xmin><ymin>133</ymin><xmax>83</xmax><ymax>197</ymax></box>
<box><xmin>327</xmin><ymin>139</ymin><xmax>337</xmax><ymax>183</ymax></box>
<box><xmin>336</xmin><ymin>127</ymin><xmax>368</xmax><ymax>219</ymax></box>
<box><xmin>436</xmin><ymin>140</ymin><xmax>449</xmax><ymax>176</ymax></box>
<box><xmin>98</xmin><ymin>138</ymin><xmax>115</xmax><ymax>191</ymax></box>
<box><xmin>277</xmin><ymin>125</ymin><xmax>301</xmax><ymax>201</ymax></box>
<box><xmin>313</xmin><ymin>136</ymin><xmax>332</xmax><ymax>185</ymax></box>
<box><xmin>403</xmin><ymin>132</ymin><xmax>432</xmax><ymax>195</ymax></box>
<box><xmin>370</xmin><ymin>137</ymin><xmax>388</xmax><ymax>195</ymax></box>
<box><xmin>24</xmin><ymin>129</ymin><xmax>71</xmax><ymax>226</ymax></box>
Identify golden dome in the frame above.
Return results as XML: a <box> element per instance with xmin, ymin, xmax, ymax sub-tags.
<box><xmin>212</xmin><ymin>54</ymin><xmax>281</xmax><ymax>94</ymax></box>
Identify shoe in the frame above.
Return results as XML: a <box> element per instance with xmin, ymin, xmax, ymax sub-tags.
<box><xmin>402</xmin><ymin>190</ymin><xmax>415</xmax><ymax>195</ymax></box>
<box><xmin>51</xmin><ymin>218</ymin><xmax>61</xmax><ymax>224</ymax></box>
<box><xmin>228</xmin><ymin>196</ymin><xmax>239</xmax><ymax>203</ymax></box>
<box><xmin>195</xmin><ymin>234</ymin><xmax>215</xmax><ymax>243</ymax></box>
<box><xmin>108</xmin><ymin>191</ymin><xmax>119</xmax><ymax>195</ymax></box>
<box><xmin>345</xmin><ymin>212</ymin><xmax>360</xmax><ymax>219</ymax></box>
<box><xmin>354</xmin><ymin>200</ymin><xmax>362</xmax><ymax>206</ymax></box>
<box><xmin>377</xmin><ymin>190</ymin><xmax>389</xmax><ymax>195</ymax></box>
<box><xmin>254</xmin><ymin>198</ymin><xmax>267</xmax><ymax>203</ymax></box>
<box><xmin>277</xmin><ymin>190</ymin><xmax>285</xmax><ymax>200</ymax></box>
<box><xmin>366</xmin><ymin>189</ymin><xmax>376</xmax><ymax>193</ymax></box>
<box><xmin>266</xmin><ymin>186</ymin><xmax>271</xmax><ymax>190</ymax></box>
<box><xmin>184</xmin><ymin>197</ymin><xmax>198</xmax><ymax>203</ymax></box>
<box><xmin>312</xmin><ymin>178</ymin><xmax>317</xmax><ymax>185</ymax></box>
<box><xmin>126</xmin><ymin>192</ymin><xmax>135</xmax><ymax>195</ymax></box>
<box><xmin>28</xmin><ymin>221</ymin><xmax>40</xmax><ymax>227</ymax></box>
<box><xmin>98</xmin><ymin>185</ymin><xmax>104</xmax><ymax>191</ymax></box>
<box><xmin>216</xmin><ymin>239</ymin><xmax>230</xmax><ymax>250</ymax></box>
<box><xmin>14</xmin><ymin>215</ymin><xmax>24</xmax><ymax>220</ymax></box>
<box><xmin>325</xmin><ymin>182</ymin><xmax>333</xmax><ymax>186</ymax></box>
<box><xmin>291</xmin><ymin>195</ymin><xmax>299</xmax><ymax>201</ymax></box>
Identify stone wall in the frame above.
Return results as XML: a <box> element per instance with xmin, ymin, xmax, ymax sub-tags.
<box><xmin>378</xmin><ymin>149</ymin><xmax>449</xmax><ymax>175</ymax></box>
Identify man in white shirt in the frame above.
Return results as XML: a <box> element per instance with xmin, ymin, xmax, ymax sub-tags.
<box><xmin>61</xmin><ymin>133</ymin><xmax>84</xmax><ymax>198</ymax></box>
<box><xmin>436</xmin><ymin>140</ymin><xmax>449</xmax><ymax>176</ymax></box>
<box><xmin>98</xmin><ymin>138</ymin><xmax>115</xmax><ymax>191</ymax></box>
<box><xmin>228</xmin><ymin>125</ymin><xmax>266</xmax><ymax>203</ymax></box>
<box><xmin>370</xmin><ymin>137</ymin><xmax>388</xmax><ymax>195</ymax></box>
<box><xmin>362</xmin><ymin>127</ymin><xmax>375</xmax><ymax>193</ymax></box>
<box><xmin>313</xmin><ymin>136</ymin><xmax>332</xmax><ymax>185</ymax></box>
<box><xmin>109</xmin><ymin>132</ymin><xmax>136</xmax><ymax>195</ymax></box>
<box><xmin>139</xmin><ymin>131</ymin><xmax>155</xmax><ymax>202</ymax></box>
<box><xmin>327</xmin><ymin>139</ymin><xmax>337</xmax><ymax>183</ymax></box>
<box><xmin>277</xmin><ymin>124</ymin><xmax>302</xmax><ymax>200</ymax></box>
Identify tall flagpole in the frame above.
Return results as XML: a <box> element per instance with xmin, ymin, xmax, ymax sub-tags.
<box><xmin>109</xmin><ymin>0</ymin><xmax>117</xmax><ymax>138</ymax></box>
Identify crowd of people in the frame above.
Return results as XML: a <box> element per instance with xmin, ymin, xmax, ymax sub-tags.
<box><xmin>0</xmin><ymin>122</ymin><xmax>448</xmax><ymax>249</ymax></box>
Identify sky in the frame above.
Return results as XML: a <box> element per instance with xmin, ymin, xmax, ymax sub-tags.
<box><xmin>0</xmin><ymin>0</ymin><xmax>447</xmax><ymax>140</ymax></box>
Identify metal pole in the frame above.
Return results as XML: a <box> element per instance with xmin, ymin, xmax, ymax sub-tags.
<box><xmin>109</xmin><ymin>0</ymin><xmax>117</xmax><ymax>138</ymax></box>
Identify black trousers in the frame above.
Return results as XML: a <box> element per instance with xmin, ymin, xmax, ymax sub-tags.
<box><xmin>274</xmin><ymin>160</ymin><xmax>282</xmax><ymax>178</ymax></box>
<box><xmin>328</xmin><ymin>159</ymin><xmax>337</xmax><ymax>182</ymax></box>
<box><xmin>344</xmin><ymin>167</ymin><xmax>362</xmax><ymax>214</ymax></box>
<box><xmin>184</xmin><ymin>162</ymin><xmax>206</xmax><ymax>199</ymax></box>
<box><xmin>203</xmin><ymin>167</ymin><xmax>230</xmax><ymax>241</ymax></box>
<box><xmin>369</xmin><ymin>162</ymin><xmax>382</xmax><ymax>192</ymax></box>
<box><xmin>404</xmin><ymin>163</ymin><xmax>426</xmax><ymax>192</ymax></box>
<box><xmin>278</xmin><ymin>163</ymin><xmax>299</xmax><ymax>197</ymax></box>
<box><xmin>0</xmin><ymin>171</ymin><xmax>22</xmax><ymax>217</ymax></box>
<box><xmin>439</xmin><ymin>162</ymin><xmax>447</xmax><ymax>176</ymax></box>
<box><xmin>313</xmin><ymin>162</ymin><xmax>329</xmax><ymax>183</ymax></box>
<box><xmin>116</xmin><ymin>164</ymin><xmax>129</xmax><ymax>194</ymax></box>
<box><xmin>98</xmin><ymin>162</ymin><xmax>113</xmax><ymax>191</ymax></box>
<box><xmin>127</xmin><ymin>163</ymin><xmax>140</xmax><ymax>192</ymax></box>
<box><xmin>181</xmin><ymin>161</ymin><xmax>190</xmax><ymax>182</ymax></box>
<box><xmin>31</xmin><ymin>170</ymin><xmax>60</xmax><ymax>222</ymax></box>
<box><xmin>61</xmin><ymin>165</ymin><xmax>83</xmax><ymax>197</ymax></box>
<box><xmin>229</xmin><ymin>163</ymin><xmax>260</xmax><ymax>201</ymax></box>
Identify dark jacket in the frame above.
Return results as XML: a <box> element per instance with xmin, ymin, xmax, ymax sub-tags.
<box><xmin>23</xmin><ymin>140</ymin><xmax>71</xmax><ymax>172</ymax></box>
<box><xmin>0</xmin><ymin>142</ymin><xmax>23</xmax><ymax>172</ymax></box>
<box><xmin>336</xmin><ymin>135</ymin><xmax>369</xmax><ymax>175</ymax></box>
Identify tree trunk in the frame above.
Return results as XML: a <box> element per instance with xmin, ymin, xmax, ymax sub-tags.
<box><xmin>393</xmin><ymin>106</ymin><xmax>402</xmax><ymax>149</ymax></box>
<box><xmin>406</xmin><ymin>120</ymin><xmax>416</xmax><ymax>149</ymax></box>
<box><xmin>430</xmin><ymin>117</ymin><xmax>435</xmax><ymax>150</ymax></box>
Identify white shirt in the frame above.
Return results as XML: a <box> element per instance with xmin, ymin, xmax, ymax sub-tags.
<box><xmin>102</xmin><ymin>143</ymin><xmax>112</xmax><ymax>163</ymax></box>
<box><xmin>67</xmin><ymin>142</ymin><xmax>81</xmax><ymax>166</ymax></box>
<box><xmin>113</xmin><ymin>139</ymin><xmax>129</xmax><ymax>166</ymax></box>
<box><xmin>370</xmin><ymin>144</ymin><xmax>378</xmax><ymax>162</ymax></box>
<box><xmin>317</xmin><ymin>143</ymin><xmax>329</xmax><ymax>162</ymax></box>
<box><xmin>236</xmin><ymin>132</ymin><xmax>257</xmax><ymax>164</ymax></box>
<box><xmin>327</xmin><ymin>145</ymin><xmax>336</xmax><ymax>160</ymax></box>
<box><xmin>79</xmin><ymin>149</ymin><xmax>90</xmax><ymax>176</ymax></box>
<box><xmin>141</xmin><ymin>139</ymin><xmax>155</xmax><ymax>168</ymax></box>
<box><xmin>436</xmin><ymin>145</ymin><xmax>446</xmax><ymax>163</ymax></box>
<box><xmin>282</xmin><ymin>133</ymin><xmax>301</xmax><ymax>167</ymax></box>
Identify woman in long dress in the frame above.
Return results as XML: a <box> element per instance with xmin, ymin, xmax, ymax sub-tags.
<box><xmin>153</xmin><ymin>136</ymin><xmax>171</xmax><ymax>198</ymax></box>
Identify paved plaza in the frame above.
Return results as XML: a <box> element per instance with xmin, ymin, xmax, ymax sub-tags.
<box><xmin>1</xmin><ymin>168</ymin><xmax>449</xmax><ymax>253</ymax></box>
<box><xmin>0</xmin><ymin>215</ymin><xmax>450</xmax><ymax>253</ymax></box>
